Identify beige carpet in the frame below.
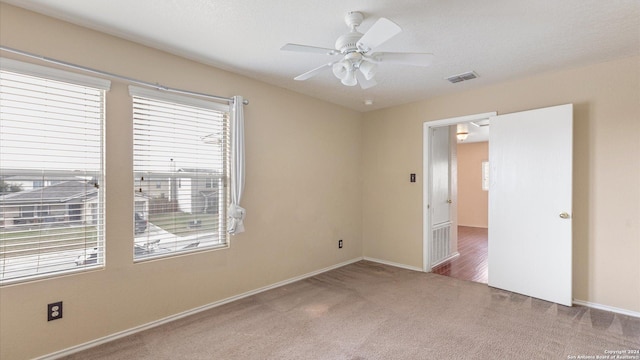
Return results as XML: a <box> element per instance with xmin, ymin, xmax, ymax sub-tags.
<box><xmin>64</xmin><ymin>261</ymin><xmax>640</xmax><ymax>359</ymax></box>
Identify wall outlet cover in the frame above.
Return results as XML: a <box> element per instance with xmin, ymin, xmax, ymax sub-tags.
<box><xmin>48</xmin><ymin>301</ymin><xmax>63</xmax><ymax>321</ymax></box>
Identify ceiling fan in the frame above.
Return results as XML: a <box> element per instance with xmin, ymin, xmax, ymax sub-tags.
<box><xmin>281</xmin><ymin>11</ymin><xmax>434</xmax><ymax>89</ymax></box>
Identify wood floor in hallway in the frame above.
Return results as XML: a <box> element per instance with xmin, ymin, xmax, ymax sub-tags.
<box><xmin>432</xmin><ymin>226</ymin><xmax>488</xmax><ymax>283</ymax></box>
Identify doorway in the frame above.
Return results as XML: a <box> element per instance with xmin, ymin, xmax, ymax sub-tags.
<box><xmin>423</xmin><ymin>105</ymin><xmax>573</xmax><ymax>306</ymax></box>
<box><xmin>433</xmin><ymin>138</ymin><xmax>489</xmax><ymax>283</ymax></box>
<box><xmin>423</xmin><ymin>113</ymin><xmax>494</xmax><ymax>284</ymax></box>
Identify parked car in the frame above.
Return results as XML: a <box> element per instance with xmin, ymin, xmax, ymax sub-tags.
<box><xmin>75</xmin><ymin>247</ymin><xmax>98</xmax><ymax>266</ymax></box>
<box><xmin>76</xmin><ymin>213</ymin><xmax>147</xmax><ymax>265</ymax></box>
<box><xmin>134</xmin><ymin>240</ymin><xmax>170</xmax><ymax>258</ymax></box>
<box><xmin>135</xmin><ymin>212</ymin><xmax>147</xmax><ymax>234</ymax></box>
<box><xmin>78</xmin><ymin>240</ymin><xmax>201</xmax><ymax>265</ymax></box>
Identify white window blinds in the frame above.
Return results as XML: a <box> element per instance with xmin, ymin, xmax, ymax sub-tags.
<box><xmin>0</xmin><ymin>59</ymin><xmax>109</xmax><ymax>284</ymax></box>
<box><xmin>130</xmin><ymin>86</ymin><xmax>230</xmax><ymax>261</ymax></box>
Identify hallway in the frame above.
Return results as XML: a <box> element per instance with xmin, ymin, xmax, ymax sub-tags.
<box><xmin>432</xmin><ymin>226</ymin><xmax>488</xmax><ymax>283</ymax></box>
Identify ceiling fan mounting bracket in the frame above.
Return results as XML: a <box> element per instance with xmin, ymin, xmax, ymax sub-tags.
<box><xmin>344</xmin><ymin>11</ymin><xmax>364</xmax><ymax>30</ymax></box>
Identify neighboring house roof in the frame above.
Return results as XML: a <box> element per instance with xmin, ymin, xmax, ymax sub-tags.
<box><xmin>0</xmin><ymin>181</ymin><xmax>98</xmax><ymax>204</ymax></box>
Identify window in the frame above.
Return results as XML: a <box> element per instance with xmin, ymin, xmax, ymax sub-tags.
<box><xmin>0</xmin><ymin>58</ymin><xmax>109</xmax><ymax>284</ymax></box>
<box><xmin>36</xmin><ymin>205</ymin><xmax>50</xmax><ymax>218</ymax></box>
<box><xmin>19</xmin><ymin>206</ymin><xmax>34</xmax><ymax>219</ymax></box>
<box><xmin>482</xmin><ymin>161</ymin><xmax>489</xmax><ymax>191</ymax></box>
<box><xmin>130</xmin><ymin>86</ymin><xmax>229</xmax><ymax>261</ymax></box>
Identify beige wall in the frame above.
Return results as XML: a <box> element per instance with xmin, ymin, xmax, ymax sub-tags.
<box><xmin>362</xmin><ymin>54</ymin><xmax>640</xmax><ymax>314</ymax></box>
<box><xmin>2</xmin><ymin>3</ymin><xmax>639</xmax><ymax>359</ymax></box>
<box><xmin>457</xmin><ymin>142</ymin><xmax>489</xmax><ymax>228</ymax></box>
<box><xmin>0</xmin><ymin>4</ymin><xmax>363</xmax><ymax>359</ymax></box>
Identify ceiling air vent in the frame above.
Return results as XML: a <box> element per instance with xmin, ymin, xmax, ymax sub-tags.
<box><xmin>446</xmin><ymin>71</ymin><xmax>479</xmax><ymax>84</ymax></box>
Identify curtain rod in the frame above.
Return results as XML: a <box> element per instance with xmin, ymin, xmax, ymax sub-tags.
<box><xmin>0</xmin><ymin>45</ymin><xmax>248</xmax><ymax>105</ymax></box>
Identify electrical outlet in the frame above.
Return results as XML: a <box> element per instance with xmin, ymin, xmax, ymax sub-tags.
<box><xmin>338</xmin><ymin>240</ymin><xmax>343</xmax><ymax>249</ymax></box>
<box><xmin>48</xmin><ymin>301</ymin><xmax>63</xmax><ymax>321</ymax></box>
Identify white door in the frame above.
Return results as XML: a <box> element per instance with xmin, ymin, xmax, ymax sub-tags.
<box><xmin>431</xmin><ymin>126</ymin><xmax>451</xmax><ymax>225</ymax></box>
<box><xmin>488</xmin><ymin>104</ymin><xmax>573</xmax><ymax>306</ymax></box>
<box><xmin>429</xmin><ymin>126</ymin><xmax>453</xmax><ymax>265</ymax></box>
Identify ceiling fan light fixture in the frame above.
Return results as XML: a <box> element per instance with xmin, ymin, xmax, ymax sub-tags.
<box><xmin>341</xmin><ymin>69</ymin><xmax>357</xmax><ymax>86</ymax></box>
<box><xmin>332</xmin><ymin>61</ymin><xmax>348</xmax><ymax>79</ymax></box>
<box><xmin>358</xmin><ymin>60</ymin><xmax>377</xmax><ymax>80</ymax></box>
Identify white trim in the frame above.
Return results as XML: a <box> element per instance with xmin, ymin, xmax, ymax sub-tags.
<box><xmin>424</xmin><ymin>112</ymin><xmax>497</xmax><ymax>128</ymax></box>
<box><xmin>430</xmin><ymin>252</ymin><xmax>460</xmax><ymax>268</ymax></box>
<box><xmin>423</xmin><ymin>112</ymin><xmax>497</xmax><ymax>272</ymax></box>
<box><xmin>1</xmin><ymin>46</ymin><xmax>244</xmax><ymax>105</ymax></box>
<box><xmin>129</xmin><ymin>85</ymin><xmax>230</xmax><ymax>112</ymax></box>
<box><xmin>363</xmin><ymin>257</ymin><xmax>423</xmax><ymax>272</ymax></box>
<box><xmin>0</xmin><ymin>57</ymin><xmax>111</xmax><ymax>90</ymax></box>
<box><xmin>573</xmin><ymin>299</ymin><xmax>640</xmax><ymax>318</ymax></box>
<box><xmin>36</xmin><ymin>257</ymin><xmax>363</xmax><ymax>360</ymax></box>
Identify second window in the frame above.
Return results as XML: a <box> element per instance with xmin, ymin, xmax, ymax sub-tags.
<box><xmin>130</xmin><ymin>86</ymin><xmax>230</xmax><ymax>261</ymax></box>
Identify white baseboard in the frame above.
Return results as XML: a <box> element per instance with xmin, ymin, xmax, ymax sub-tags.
<box><xmin>38</xmin><ymin>257</ymin><xmax>364</xmax><ymax>360</ymax></box>
<box><xmin>39</xmin><ymin>258</ymin><xmax>639</xmax><ymax>359</ymax></box>
<box><xmin>430</xmin><ymin>252</ymin><xmax>460</xmax><ymax>268</ymax></box>
<box><xmin>573</xmin><ymin>299</ymin><xmax>640</xmax><ymax>318</ymax></box>
<box><xmin>363</xmin><ymin>256</ymin><xmax>423</xmax><ymax>272</ymax></box>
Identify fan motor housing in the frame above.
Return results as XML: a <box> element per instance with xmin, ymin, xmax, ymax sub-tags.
<box><xmin>335</xmin><ymin>32</ymin><xmax>363</xmax><ymax>54</ymax></box>
<box><xmin>335</xmin><ymin>11</ymin><xmax>365</xmax><ymax>54</ymax></box>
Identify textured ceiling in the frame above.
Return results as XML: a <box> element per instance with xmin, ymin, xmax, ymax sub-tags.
<box><xmin>3</xmin><ymin>0</ymin><xmax>639</xmax><ymax>112</ymax></box>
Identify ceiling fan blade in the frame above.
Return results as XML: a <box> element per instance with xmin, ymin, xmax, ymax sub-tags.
<box><xmin>281</xmin><ymin>43</ymin><xmax>338</xmax><ymax>56</ymax></box>
<box><xmin>369</xmin><ymin>52</ymin><xmax>434</xmax><ymax>67</ymax></box>
<box><xmin>356</xmin><ymin>71</ymin><xmax>377</xmax><ymax>89</ymax></box>
<box><xmin>294</xmin><ymin>62</ymin><xmax>336</xmax><ymax>81</ymax></box>
<box><xmin>356</xmin><ymin>17</ymin><xmax>402</xmax><ymax>51</ymax></box>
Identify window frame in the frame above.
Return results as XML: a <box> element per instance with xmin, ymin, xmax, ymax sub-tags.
<box><xmin>129</xmin><ymin>86</ymin><xmax>231</xmax><ymax>262</ymax></box>
<box><xmin>0</xmin><ymin>58</ymin><xmax>109</xmax><ymax>285</ymax></box>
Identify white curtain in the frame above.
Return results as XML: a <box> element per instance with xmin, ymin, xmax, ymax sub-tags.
<box><xmin>228</xmin><ymin>96</ymin><xmax>246</xmax><ymax>234</ymax></box>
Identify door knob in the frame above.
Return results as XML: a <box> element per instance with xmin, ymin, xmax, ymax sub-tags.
<box><xmin>559</xmin><ymin>212</ymin><xmax>570</xmax><ymax>219</ymax></box>
<box><xmin>447</xmin><ymin>199</ymin><xmax>452</xmax><ymax>204</ymax></box>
